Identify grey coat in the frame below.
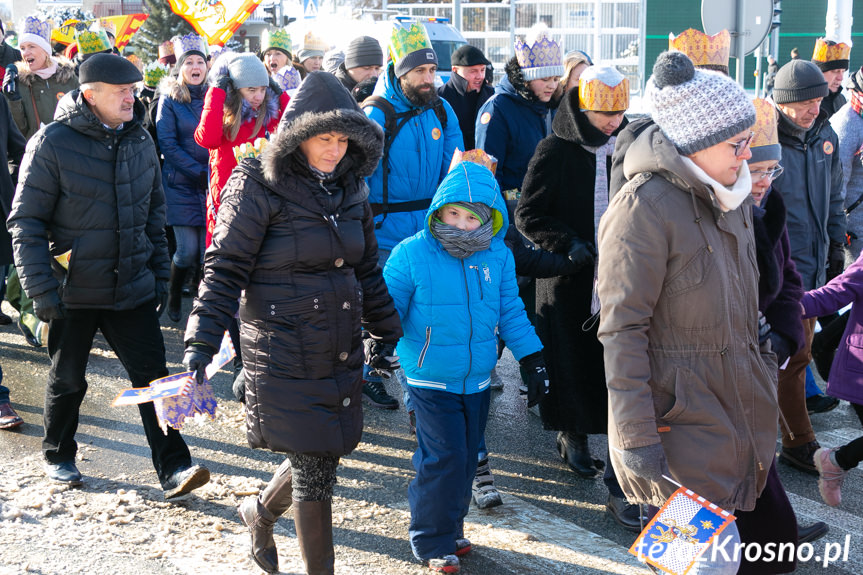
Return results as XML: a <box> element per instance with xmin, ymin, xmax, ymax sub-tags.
<box><xmin>830</xmin><ymin>101</ymin><xmax>863</xmax><ymax>263</ymax></box>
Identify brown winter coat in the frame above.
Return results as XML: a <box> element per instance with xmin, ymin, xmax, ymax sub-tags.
<box><xmin>596</xmin><ymin>125</ymin><xmax>778</xmax><ymax>512</ymax></box>
<box><xmin>6</xmin><ymin>58</ymin><xmax>78</xmax><ymax>140</ymax></box>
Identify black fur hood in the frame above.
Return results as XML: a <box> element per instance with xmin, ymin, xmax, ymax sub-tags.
<box><xmin>261</xmin><ymin>71</ymin><xmax>383</xmax><ymax>182</ymax></box>
<box><xmin>504</xmin><ymin>56</ymin><xmax>562</xmax><ymax>108</ymax></box>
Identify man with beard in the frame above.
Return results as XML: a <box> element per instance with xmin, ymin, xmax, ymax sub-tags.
<box><xmin>362</xmin><ymin>21</ymin><xmax>462</xmax><ymax>411</ymax></box>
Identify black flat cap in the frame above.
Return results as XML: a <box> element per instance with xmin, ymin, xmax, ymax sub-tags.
<box><xmin>79</xmin><ymin>53</ymin><xmax>143</xmax><ymax>85</ymax></box>
<box><xmin>451</xmin><ymin>44</ymin><xmax>491</xmax><ymax>67</ymax></box>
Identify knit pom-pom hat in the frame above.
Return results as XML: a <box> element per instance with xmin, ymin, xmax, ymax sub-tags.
<box><xmin>646</xmin><ymin>51</ymin><xmax>755</xmax><ymax>156</ymax></box>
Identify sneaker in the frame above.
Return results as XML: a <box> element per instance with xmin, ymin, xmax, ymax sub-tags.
<box><xmin>362</xmin><ymin>380</ymin><xmax>399</xmax><ymax>410</ymax></box>
<box><xmin>806</xmin><ymin>394</ymin><xmax>840</xmax><ymax>414</ymax></box>
<box><xmin>472</xmin><ymin>459</ymin><xmax>503</xmax><ymax>509</ymax></box>
<box><xmin>454</xmin><ymin>538</ymin><xmax>472</xmax><ymax>556</ymax></box>
<box><xmin>779</xmin><ymin>440</ymin><xmax>820</xmax><ymax>475</ymax></box>
<box><xmin>428</xmin><ymin>554</ymin><xmax>459</xmax><ymax>573</ymax></box>
<box><xmin>814</xmin><ymin>447</ymin><xmax>847</xmax><ymax>507</ymax></box>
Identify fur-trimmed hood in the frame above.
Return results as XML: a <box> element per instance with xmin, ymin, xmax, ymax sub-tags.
<box><xmin>503</xmin><ymin>56</ymin><xmax>562</xmax><ymax>107</ymax></box>
<box><xmin>261</xmin><ymin>71</ymin><xmax>383</xmax><ymax>182</ymax></box>
<box><xmin>16</xmin><ymin>57</ymin><xmax>77</xmax><ymax>87</ymax></box>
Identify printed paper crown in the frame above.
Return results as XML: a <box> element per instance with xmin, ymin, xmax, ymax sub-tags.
<box><xmin>21</xmin><ymin>16</ymin><xmax>52</xmax><ymax>43</ymax></box>
<box><xmin>390</xmin><ymin>22</ymin><xmax>432</xmax><ymax>63</ymax></box>
<box><xmin>514</xmin><ymin>24</ymin><xmax>563</xmax><ymax>79</ymax></box>
<box><xmin>173</xmin><ymin>32</ymin><xmax>208</xmax><ymax>59</ymax></box>
<box><xmin>77</xmin><ymin>29</ymin><xmax>111</xmax><ymax>54</ymax></box>
<box><xmin>90</xmin><ymin>17</ymin><xmax>116</xmax><ymax>37</ymax></box>
<box><xmin>233</xmin><ymin>137</ymin><xmax>269</xmax><ymax>164</ymax></box>
<box><xmin>812</xmin><ymin>38</ymin><xmax>852</xmax><ymax>63</ymax></box>
<box><xmin>669</xmin><ymin>29</ymin><xmax>730</xmax><ymax>69</ymax></box>
<box><xmin>262</xmin><ymin>28</ymin><xmax>291</xmax><ymax>55</ymax></box>
<box><xmin>579</xmin><ymin>66</ymin><xmax>629</xmax><ymax>111</ymax></box>
<box><xmin>448</xmin><ymin>148</ymin><xmax>498</xmax><ymax>175</ymax></box>
<box><xmin>158</xmin><ymin>40</ymin><xmax>174</xmax><ymax>59</ymax></box>
<box><xmin>272</xmin><ymin>64</ymin><xmax>301</xmax><ymax>91</ymax></box>
<box><xmin>143</xmin><ymin>61</ymin><xmax>171</xmax><ymax>87</ymax></box>
<box><xmin>301</xmin><ymin>30</ymin><xmax>328</xmax><ymax>53</ymax></box>
<box><xmin>751</xmin><ymin>98</ymin><xmax>779</xmax><ymax>148</ymax></box>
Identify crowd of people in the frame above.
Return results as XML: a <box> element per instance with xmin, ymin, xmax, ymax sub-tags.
<box><xmin>0</xmin><ymin>13</ymin><xmax>862</xmax><ymax>575</ymax></box>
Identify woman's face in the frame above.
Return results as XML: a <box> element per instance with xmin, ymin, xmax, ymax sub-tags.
<box><xmin>180</xmin><ymin>55</ymin><xmax>207</xmax><ymax>86</ymax></box>
<box><xmin>20</xmin><ymin>42</ymin><xmax>50</xmax><ymax>72</ymax></box>
<box><xmin>748</xmin><ymin>159</ymin><xmax>780</xmax><ymax>206</ymax></box>
<box><xmin>299</xmin><ymin>131</ymin><xmax>349</xmax><ymax>173</ymax></box>
<box><xmin>439</xmin><ymin>204</ymin><xmax>481</xmax><ymax>231</ymax></box>
<box><xmin>302</xmin><ymin>56</ymin><xmax>323</xmax><ymax>73</ymax></box>
<box><xmin>585</xmin><ymin>110</ymin><xmax>625</xmax><ymax>136</ymax></box>
<box><xmin>565</xmin><ymin>63</ymin><xmax>589</xmax><ymax>92</ymax></box>
<box><xmin>528</xmin><ymin>77</ymin><xmax>559</xmax><ymax>102</ymax></box>
<box><xmin>264</xmin><ymin>50</ymin><xmax>289</xmax><ymax>74</ymax></box>
<box><xmin>238</xmin><ymin>86</ymin><xmax>266</xmax><ymax>110</ymax></box>
<box><xmin>688</xmin><ymin>128</ymin><xmax>753</xmax><ymax>188</ymax></box>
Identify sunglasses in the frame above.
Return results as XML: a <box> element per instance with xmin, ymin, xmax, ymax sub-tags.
<box><xmin>750</xmin><ymin>165</ymin><xmax>784</xmax><ymax>181</ymax></box>
<box><xmin>726</xmin><ymin>131</ymin><xmax>755</xmax><ymax>158</ymax></box>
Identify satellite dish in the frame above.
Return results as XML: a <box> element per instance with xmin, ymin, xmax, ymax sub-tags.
<box><xmin>702</xmin><ymin>0</ymin><xmax>773</xmax><ymax>56</ymax></box>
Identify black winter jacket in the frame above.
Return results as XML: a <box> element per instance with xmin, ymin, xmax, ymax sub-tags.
<box><xmin>8</xmin><ymin>91</ymin><xmax>169</xmax><ymax>309</ymax></box>
<box><xmin>437</xmin><ymin>71</ymin><xmax>494</xmax><ymax>150</ymax></box>
<box><xmin>185</xmin><ymin>72</ymin><xmax>402</xmax><ymax>457</ymax></box>
<box><xmin>0</xmin><ymin>96</ymin><xmax>26</xmax><ymax>266</ymax></box>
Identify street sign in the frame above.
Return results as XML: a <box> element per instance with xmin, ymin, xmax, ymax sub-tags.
<box><xmin>702</xmin><ymin>0</ymin><xmax>773</xmax><ymax>56</ymax></box>
<box><xmin>304</xmin><ymin>0</ymin><xmax>318</xmax><ymax>19</ymax></box>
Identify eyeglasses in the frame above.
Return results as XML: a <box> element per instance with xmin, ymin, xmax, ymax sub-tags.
<box><xmin>750</xmin><ymin>165</ymin><xmax>784</xmax><ymax>181</ymax></box>
<box><xmin>726</xmin><ymin>131</ymin><xmax>754</xmax><ymax>157</ymax></box>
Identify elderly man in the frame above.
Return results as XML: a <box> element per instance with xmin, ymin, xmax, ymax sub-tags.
<box><xmin>7</xmin><ymin>54</ymin><xmax>209</xmax><ymax>497</ymax></box>
<box><xmin>437</xmin><ymin>44</ymin><xmax>493</xmax><ymax>150</ymax></box>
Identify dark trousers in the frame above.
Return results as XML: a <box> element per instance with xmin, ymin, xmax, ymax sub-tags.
<box><xmin>836</xmin><ymin>436</ymin><xmax>863</xmax><ymax>470</ymax></box>
<box><xmin>778</xmin><ymin>317</ymin><xmax>816</xmax><ymax>447</ymax></box>
<box><xmin>408</xmin><ymin>386</ymin><xmax>489</xmax><ymax>560</ymax></box>
<box><xmin>44</xmin><ymin>302</ymin><xmax>191</xmax><ymax>484</ymax></box>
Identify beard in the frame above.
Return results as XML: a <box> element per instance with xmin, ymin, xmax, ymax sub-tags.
<box><xmin>402</xmin><ymin>78</ymin><xmax>438</xmax><ymax>106</ymax></box>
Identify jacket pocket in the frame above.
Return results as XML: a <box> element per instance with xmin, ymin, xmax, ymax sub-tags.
<box><xmin>663</xmin><ymin>247</ymin><xmax>724</xmax><ymax>331</ymax></box>
<box><xmin>417</xmin><ymin>326</ymin><xmax>431</xmax><ymax>368</ymax></box>
<box><xmin>845</xmin><ymin>334</ymin><xmax>863</xmax><ymax>374</ymax></box>
<box><xmin>264</xmin><ymin>294</ymin><xmax>327</xmax><ymax>379</ymax></box>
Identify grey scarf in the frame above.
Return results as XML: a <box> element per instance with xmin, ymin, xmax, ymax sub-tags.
<box><xmin>431</xmin><ymin>219</ymin><xmax>494</xmax><ymax>259</ymax></box>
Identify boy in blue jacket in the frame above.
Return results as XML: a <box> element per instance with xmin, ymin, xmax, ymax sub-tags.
<box><xmin>384</xmin><ymin>154</ymin><xmax>547</xmax><ymax>572</ymax></box>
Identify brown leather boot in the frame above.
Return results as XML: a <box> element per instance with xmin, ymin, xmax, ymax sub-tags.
<box><xmin>238</xmin><ymin>460</ymin><xmax>293</xmax><ymax>573</ymax></box>
<box><xmin>293</xmin><ymin>499</ymin><xmax>335</xmax><ymax>575</ymax></box>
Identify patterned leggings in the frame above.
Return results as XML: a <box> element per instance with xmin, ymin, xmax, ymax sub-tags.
<box><xmin>288</xmin><ymin>452</ymin><xmax>340</xmax><ymax>502</ymax></box>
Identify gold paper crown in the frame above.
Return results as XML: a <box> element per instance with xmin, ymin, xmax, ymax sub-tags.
<box><xmin>143</xmin><ymin>61</ymin><xmax>171</xmax><ymax>88</ymax></box>
<box><xmin>579</xmin><ymin>76</ymin><xmax>629</xmax><ymax>111</ymax></box>
<box><xmin>76</xmin><ymin>29</ymin><xmax>111</xmax><ymax>55</ymax></box>
<box><xmin>448</xmin><ymin>149</ymin><xmax>498</xmax><ymax>175</ymax></box>
<box><xmin>262</xmin><ymin>28</ymin><xmax>291</xmax><ymax>55</ymax></box>
<box><xmin>750</xmin><ymin>98</ymin><xmax>779</xmax><ymax>149</ymax></box>
<box><xmin>301</xmin><ymin>31</ymin><xmax>328</xmax><ymax>53</ymax></box>
<box><xmin>90</xmin><ymin>18</ymin><xmax>116</xmax><ymax>37</ymax></box>
<box><xmin>669</xmin><ymin>29</ymin><xmax>730</xmax><ymax>69</ymax></box>
<box><xmin>389</xmin><ymin>22</ymin><xmax>432</xmax><ymax>63</ymax></box>
<box><xmin>233</xmin><ymin>137</ymin><xmax>269</xmax><ymax>164</ymax></box>
<box><xmin>812</xmin><ymin>38</ymin><xmax>851</xmax><ymax>63</ymax></box>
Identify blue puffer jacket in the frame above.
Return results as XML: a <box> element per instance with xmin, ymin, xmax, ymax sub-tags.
<box><xmin>365</xmin><ymin>63</ymin><xmax>462</xmax><ymax>253</ymax></box>
<box><xmin>384</xmin><ymin>162</ymin><xmax>542</xmax><ymax>394</ymax></box>
<box><xmin>474</xmin><ymin>74</ymin><xmax>554</xmax><ymax>193</ymax></box>
<box><xmin>156</xmin><ymin>78</ymin><xmax>208</xmax><ymax>227</ymax></box>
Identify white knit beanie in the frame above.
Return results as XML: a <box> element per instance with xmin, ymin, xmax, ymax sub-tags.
<box><xmin>646</xmin><ymin>51</ymin><xmax>756</xmax><ymax>156</ymax></box>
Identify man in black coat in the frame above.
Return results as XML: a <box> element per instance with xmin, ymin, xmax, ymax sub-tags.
<box><xmin>7</xmin><ymin>55</ymin><xmax>209</xmax><ymax>497</ymax></box>
<box><xmin>437</xmin><ymin>44</ymin><xmax>494</xmax><ymax>150</ymax></box>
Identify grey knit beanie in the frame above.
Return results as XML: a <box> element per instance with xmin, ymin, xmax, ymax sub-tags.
<box><xmin>645</xmin><ymin>51</ymin><xmax>756</xmax><ymax>156</ymax></box>
<box><xmin>772</xmin><ymin>60</ymin><xmax>829</xmax><ymax>104</ymax></box>
<box><xmin>228</xmin><ymin>53</ymin><xmax>270</xmax><ymax>89</ymax></box>
<box><xmin>344</xmin><ymin>36</ymin><xmax>383</xmax><ymax>70</ymax></box>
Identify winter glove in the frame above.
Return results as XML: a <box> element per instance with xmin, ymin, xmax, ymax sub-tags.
<box><xmin>2</xmin><ymin>64</ymin><xmax>19</xmax><ymax>100</ymax></box>
<box><xmin>364</xmin><ymin>339</ymin><xmax>401</xmax><ymax>379</ymax></box>
<box><xmin>268</xmin><ymin>76</ymin><xmax>283</xmax><ymax>96</ymax></box>
<box><xmin>768</xmin><ymin>332</ymin><xmax>793</xmax><ymax>366</ymax></box>
<box><xmin>826</xmin><ymin>241</ymin><xmax>846</xmax><ymax>282</ymax></box>
<box><xmin>33</xmin><ymin>291</ymin><xmax>65</xmax><ymax>322</ymax></box>
<box><xmin>567</xmin><ymin>237</ymin><xmax>596</xmax><ymax>270</ymax></box>
<box><xmin>519</xmin><ymin>351</ymin><xmax>549</xmax><ymax>408</ymax></box>
<box><xmin>183</xmin><ymin>343</ymin><xmax>215</xmax><ymax>385</ymax></box>
<box><xmin>154</xmin><ymin>279</ymin><xmax>168</xmax><ymax>318</ymax></box>
<box><xmin>757</xmin><ymin>311</ymin><xmax>771</xmax><ymax>344</ymax></box>
<box><xmin>620</xmin><ymin>443</ymin><xmax>670</xmax><ymax>484</ymax></box>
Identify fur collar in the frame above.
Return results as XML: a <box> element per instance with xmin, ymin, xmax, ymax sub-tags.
<box><xmin>16</xmin><ymin>57</ymin><xmax>76</xmax><ymax>87</ymax></box>
<box><xmin>240</xmin><ymin>89</ymin><xmax>280</xmax><ymax>125</ymax></box>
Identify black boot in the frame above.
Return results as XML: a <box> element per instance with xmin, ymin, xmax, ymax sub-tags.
<box><xmin>556</xmin><ymin>431</ymin><xmax>601</xmax><ymax>478</ymax></box>
<box><xmin>167</xmin><ymin>263</ymin><xmax>189</xmax><ymax>323</ymax></box>
<box><xmin>238</xmin><ymin>459</ymin><xmax>294</xmax><ymax>574</ymax></box>
<box><xmin>294</xmin><ymin>499</ymin><xmax>335</xmax><ymax>575</ymax></box>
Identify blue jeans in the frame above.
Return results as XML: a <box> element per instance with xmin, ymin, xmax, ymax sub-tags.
<box><xmin>171</xmin><ymin>225</ymin><xmax>205</xmax><ymax>269</ymax></box>
<box><xmin>804</xmin><ymin>365</ymin><xmax>821</xmax><ymax>398</ymax></box>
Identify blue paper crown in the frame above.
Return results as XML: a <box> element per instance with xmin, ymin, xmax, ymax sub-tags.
<box><xmin>22</xmin><ymin>16</ymin><xmax>52</xmax><ymax>42</ymax></box>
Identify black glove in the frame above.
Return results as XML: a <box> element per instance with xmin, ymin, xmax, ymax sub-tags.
<box><xmin>620</xmin><ymin>443</ymin><xmax>670</xmax><ymax>483</ymax></box>
<box><xmin>827</xmin><ymin>241</ymin><xmax>846</xmax><ymax>282</ymax></box>
<box><xmin>519</xmin><ymin>351</ymin><xmax>549</xmax><ymax>408</ymax></box>
<box><xmin>154</xmin><ymin>279</ymin><xmax>168</xmax><ymax>318</ymax></box>
<box><xmin>32</xmin><ymin>291</ymin><xmax>65</xmax><ymax>322</ymax></box>
<box><xmin>567</xmin><ymin>237</ymin><xmax>596</xmax><ymax>270</ymax></box>
<box><xmin>183</xmin><ymin>343</ymin><xmax>215</xmax><ymax>385</ymax></box>
<box><xmin>757</xmin><ymin>311</ymin><xmax>771</xmax><ymax>345</ymax></box>
<box><xmin>216</xmin><ymin>74</ymin><xmax>231</xmax><ymax>92</ymax></box>
<box><xmin>768</xmin><ymin>332</ymin><xmax>792</xmax><ymax>366</ymax></box>
<box><xmin>364</xmin><ymin>339</ymin><xmax>401</xmax><ymax>379</ymax></box>
<box><xmin>268</xmin><ymin>76</ymin><xmax>283</xmax><ymax>96</ymax></box>
<box><xmin>2</xmin><ymin>64</ymin><xmax>19</xmax><ymax>100</ymax></box>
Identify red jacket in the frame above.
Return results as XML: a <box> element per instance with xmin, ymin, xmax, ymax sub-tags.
<box><xmin>194</xmin><ymin>86</ymin><xmax>289</xmax><ymax>245</ymax></box>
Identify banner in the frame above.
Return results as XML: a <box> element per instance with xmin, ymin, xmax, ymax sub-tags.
<box><xmin>167</xmin><ymin>0</ymin><xmax>263</xmax><ymax>46</ymax></box>
<box><xmin>52</xmin><ymin>14</ymin><xmax>148</xmax><ymax>49</ymax></box>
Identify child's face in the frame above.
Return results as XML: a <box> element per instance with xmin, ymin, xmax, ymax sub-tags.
<box><xmin>439</xmin><ymin>205</ymin><xmax>482</xmax><ymax>231</ymax></box>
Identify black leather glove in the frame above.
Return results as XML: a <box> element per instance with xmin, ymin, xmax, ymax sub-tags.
<box><xmin>216</xmin><ymin>74</ymin><xmax>231</xmax><ymax>92</ymax></box>
<box><xmin>519</xmin><ymin>351</ymin><xmax>549</xmax><ymax>408</ymax></box>
<box><xmin>768</xmin><ymin>331</ymin><xmax>792</xmax><ymax>366</ymax></box>
<box><xmin>364</xmin><ymin>339</ymin><xmax>401</xmax><ymax>379</ymax></box>
<box><xmin>33</xmin><ymin>291</ymin><xmax>65</xmax><ymax>322</ymax></box>
<box><xmin>183</xmin><ymin>343</ymin><xmax>215</xmax><ymax>385</ymax></box>
<box><xmin>268</xmin><ymin>76</ymin><xmax>283</xmax><ymax>96</ymax></box>
<box><xmin>620</xmin><ymin>443</ymin><xmax>670</xmax><ymax>483</ymax></box>
<box><xmin>154</xmin><ymin>279</ymin><xmax>168</xmax><ymax>318</ymax></box>
<box><xmin>826</xmin><ymin>241</ymin><xmax>846</xmax><ymax>282</ymax></box>
<box><xmin>2</xmin><ymin>64</ymin><xmax>19</xmax><ymax>100</ymax></box>
<box><xmin>567</xmin><ymin>237</ymin><xmax>596</xmax><ymax>270</ymax></box>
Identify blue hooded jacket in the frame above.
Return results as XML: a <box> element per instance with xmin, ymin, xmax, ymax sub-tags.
<box><xmin>365</xmin><ymin>63</ymin><xmax>463</xmax><ymax>253</ymax></box>
<box><xmin>384</xmin><ymin>162</ymin><xmax>542</xmax><ymax>394</ymax></box>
